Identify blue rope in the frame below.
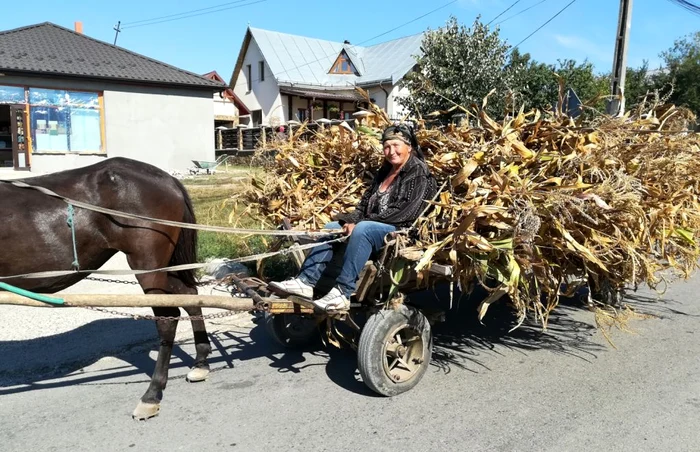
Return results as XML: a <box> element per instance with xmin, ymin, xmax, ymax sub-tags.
<box><xmin>67</xmin><ymin>203</ymin><xmax>80</xmax><ymax>270</ymax></box>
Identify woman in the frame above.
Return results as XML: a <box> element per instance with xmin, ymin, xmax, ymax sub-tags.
<box><xmin>270</xmin><ymin>123</ymin><xmax>437</xmax><ymax>312</ymax></box>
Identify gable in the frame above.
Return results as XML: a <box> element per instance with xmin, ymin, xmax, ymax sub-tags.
<box><xmin>0</xmin><ymin>22</ymin><xmax>225</xmax><ymax>90</ymax></box>
<box><xmin>328</xmin><ymin>50</ymin><xmax>358</xmax><ymax>75</ymax></box>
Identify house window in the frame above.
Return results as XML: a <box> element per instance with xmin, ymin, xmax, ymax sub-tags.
<box><xmin>259</xmin><ymin>61</ymin><xmax>265</xmax><ymax>82</ymax></box>
<box><xmin>28</xmin><ymin>88</ymin><xmax>103</xmax><ymax>153</ymax></box>
<box><xmin>246</xmin><ymin>64</ymin><xmax>252</xmax><ymax>91</ymax></box>
<box><xmin>329</xmin><ymin>52</ymin><xmax>357</xmax><ymax>74</ymax></box>
<box><xmin>297</xmin><ymin>108</ymin><xmax>307</xmax><ymax>122</ymax></box>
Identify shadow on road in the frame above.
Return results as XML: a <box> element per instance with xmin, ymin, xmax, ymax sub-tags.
<box><xmin>0</xmin><ymin>282</ymin><xmax>680</xmax><ymax>397</ymax></box>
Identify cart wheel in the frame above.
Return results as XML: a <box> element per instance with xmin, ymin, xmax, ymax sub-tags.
<box><xmin>264</xmin><ymin>313</ymin><xmax>320</xmax><ymax>349</ymax></box>
<box><xmin>357</xmin><ymin>304</ymin><xmax>432</xmax><ymax>397</ymax></box>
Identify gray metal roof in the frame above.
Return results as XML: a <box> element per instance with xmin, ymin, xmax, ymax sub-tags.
<box><xmin>0</xmin><ymin>22</ymin><xmax>225</xmax><ymax>90</ymax></box>
<box><xmin>248</xmin><ymin>27</ymin><xmax>423</xmax><ymax>88</ymax></box>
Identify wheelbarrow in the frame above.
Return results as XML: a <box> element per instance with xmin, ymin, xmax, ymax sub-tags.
<box><xmin>189</xmin><ymin>155</ymin><xmax>232</xmax><ymax>175</ymax></box>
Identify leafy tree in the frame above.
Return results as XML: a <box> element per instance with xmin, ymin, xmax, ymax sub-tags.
<box><xmin>399</xmin><ymin>16</ymin><xmax>517</xmax><ymax>118</ymax></box>
<box><xmin>653</xmin><ymin>31</ymin><xmax>700</xmax><ymax>116</ymax></box>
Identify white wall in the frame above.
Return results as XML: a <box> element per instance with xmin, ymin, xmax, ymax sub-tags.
<box><xmin>233</xmin><ymin>37</ymin><xmax>283</xmax><ymax>126</ymax></box>
<box><xmin>0</xmin><ymin>75</ymin><xmax>214</xmax><ymax>174</ymax></box>
<box><xmin>389</xmin><ymin>84</ymin><xmax>411</xmax><ymax>119</ymax></box>
<box><xmin>213</xmin><ymin>93</ymin><xmax>238</xmax><ymax>118</ymax></box>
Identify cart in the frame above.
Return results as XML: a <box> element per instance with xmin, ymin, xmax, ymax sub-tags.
<box><xmin>231</xmin><ymin>228</ymin><xmax>454</xmax><ymax>397</ymax></box>
<box><xmin>189</xmin><ymin>155</ymin><xmax>233</xmax><ymax>175</ymax></box>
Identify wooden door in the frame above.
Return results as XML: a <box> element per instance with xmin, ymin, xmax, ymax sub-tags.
<box><xmin>10</xmin><ymin>105</ymin><xmax>29</xmax><ymax>170</ymax></box>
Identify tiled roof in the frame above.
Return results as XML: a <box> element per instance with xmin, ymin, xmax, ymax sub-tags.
<box><xmin>232</xmin><ymin>27</ymin><xmax>424</xmax><ymax>89</ymax></box>
<box><xmin>0</xmin><ymin>22</ymin><xmax>225</xmax><ymax>90</ymax></box>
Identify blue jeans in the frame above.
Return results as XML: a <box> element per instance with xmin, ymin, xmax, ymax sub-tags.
<box><xmin>298</xmin><ymin>221</ymin><xmax>397</xmax><ymax>297</ymax></box>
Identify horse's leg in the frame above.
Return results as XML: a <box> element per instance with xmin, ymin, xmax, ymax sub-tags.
<box><xmin>127</xmin><ymin>250</ymin><xmax>180</xmax><ymax>420</ymax></box>
<box><xmin>166</xmin><ymin>275</ymin><xmax>212</xmax><ymax>382</ymax></box>
<box><xmin>133</xmin><ymin>304</ymin><xmax>180</xmax><ymax>420</ymax></box>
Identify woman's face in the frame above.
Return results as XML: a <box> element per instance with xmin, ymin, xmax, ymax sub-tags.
<box><xmin>383</xmin><ymin>139</ymin><xmax>412</xmax><ymax>168</ymax></box>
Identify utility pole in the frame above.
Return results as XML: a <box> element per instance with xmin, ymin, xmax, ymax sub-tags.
<box><xmin>113</xmin><ymin>21</ymin><xmax>122</xmax><ymax>46</ymax></box>
<box><xmin>607</xmin><ymin>0</ymin><xmax>633</xmax><ymax>116</ymax></box>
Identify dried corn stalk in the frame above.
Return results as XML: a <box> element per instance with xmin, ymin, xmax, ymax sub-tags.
<box><xmin>240</xmin><ymin>99</ymin><xmax>700</xmax><ymax>328</ymax></box>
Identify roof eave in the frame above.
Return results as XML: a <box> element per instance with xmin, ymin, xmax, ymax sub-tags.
<box><xmin>1</xmin><ymin>69</ymin><xmax>226</xmax><ymax>91</ymax></box>
<box><xmin>230</xmin><ymin>28</ymin><xmax>253</xmax><ymax>89</ymax></box>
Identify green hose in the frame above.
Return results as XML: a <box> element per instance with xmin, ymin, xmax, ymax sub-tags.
<box><xmin>0</xmin><ymin>282</ymin><xmax>65</xmax><ymax>305</ymax></box>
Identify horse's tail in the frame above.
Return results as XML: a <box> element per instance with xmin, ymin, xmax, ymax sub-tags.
<box><xmin>169</xmin><ymin>178</ymin><xmax>199</xmax><ymax>288</ymax></box>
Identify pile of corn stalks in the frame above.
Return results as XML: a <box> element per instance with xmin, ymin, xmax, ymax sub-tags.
<box><xmin>241</xmin><ymin>99</ymin><xmax>700</xmax><ymax>327</ymax></box>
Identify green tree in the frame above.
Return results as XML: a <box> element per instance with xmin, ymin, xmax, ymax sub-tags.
<box><xmin>399</xmin><ymin>16</ymin><xmax>516</xmax><ymax>118</ymax></box>
<box><xmin>654</xmin><ymin>31</ymin><xmax>700</xmax><ymax>116</ymax></box>
<box><xmin>508</xmin><ymin>50</ymin><xmax>609</xmax><ymax>116</ymax></box>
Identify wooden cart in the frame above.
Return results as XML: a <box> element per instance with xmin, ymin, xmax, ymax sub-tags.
<box><xmin>233</xmin><ymin>230</ymin><xmax>454</xmax><ymax>397</ymax></box>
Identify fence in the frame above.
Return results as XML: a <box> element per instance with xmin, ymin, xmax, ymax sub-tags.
<box><xmin>214</xmin><ymin>119</ymin><xmax>360</xmax><ymax>156</ymax></box>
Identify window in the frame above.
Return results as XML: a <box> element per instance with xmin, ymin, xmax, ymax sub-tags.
<box><xmin>246</xmin><ymin>64</ymin><xmax>252</xmax><ymax>91</ymax></box>
<box><xmin>297</xmin><ymin>108</ymin><xmax>307</xmax><ymax>122</ymax></box>
<box><xmin>259</xmin><ymin>61</ymin><xmax>265</xmax><ymax>82</ymax></box>
<box><xmin>329</xmin><ymin>51</ymin><xmax>357</xmax><ymax>75</ymax></box>
<box><xmin>0</xmin><ymin>85</ymin><xmax>25</xmax><ymax>104</ymax></box>
<box><xmin>28</xmin><ymin>88</ymin><xmax>103</xmax><ymax>153</ymax></box>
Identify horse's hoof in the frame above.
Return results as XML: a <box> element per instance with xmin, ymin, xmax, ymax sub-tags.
<box><xmin>132</xmin><ymin>402</ymin><xmax>160</xmax><ymax>420</ymax></box>
<box><xmin>186</xmin><ymin>367</ymin><xmax>210</xmax><ymax>383</ymax></box>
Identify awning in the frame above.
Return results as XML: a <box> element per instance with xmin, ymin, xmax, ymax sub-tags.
<box><xmin>279</xmin><ymin>87</ymin><xmax>366</xmax><ymax>102</ymax></box>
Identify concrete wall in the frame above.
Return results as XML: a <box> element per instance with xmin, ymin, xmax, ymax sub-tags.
<box><xmin>389</xmin><ymin>85</ymin><xmax>411</xmax><ymax>119</ymax></box>
<box><xmin>233</xmin><ymin>37</ymin><xmax>283</xmax><ymax>126</ymax></box>
<box><xmin>213</xmin><ymin>93</ymin><xmax>238</xmax><ymax>118</ymax></box>
<box><xmin>0</xmin><ymin>74</ymin><xmax>214</xmax><ymax>174</ymax></box>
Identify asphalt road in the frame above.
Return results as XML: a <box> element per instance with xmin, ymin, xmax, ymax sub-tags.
<box><xmin>1</xmin><ymin>257</ymin><xmax>698</xmax><ymax>452</ymax></box>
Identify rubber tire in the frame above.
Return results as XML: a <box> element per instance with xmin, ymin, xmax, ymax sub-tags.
<box><xmin>264</xmin><ymin>313</ymin><xmax>320</xmax><ymax>349</ymax></box>
<box><xmin>357</xmin><ymin>304</ymin><xmax>432</xmax><ymax>397</ymax></box>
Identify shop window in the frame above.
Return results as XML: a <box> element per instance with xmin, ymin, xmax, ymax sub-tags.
<box><xmin>0</xmin><ymin>85</ymin><xmax>25</xmax><ymax>104</ymax></box>
<box><xmin>29</xmin><ymin>88</ymin><xmax>103</xmax><ymax>153</ymax></box>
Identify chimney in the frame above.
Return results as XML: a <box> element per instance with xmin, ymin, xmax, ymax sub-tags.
<box><xmin>74</xmin><ymin>21</ymin><xmax>83</xmax><ymax>34</ymax></box>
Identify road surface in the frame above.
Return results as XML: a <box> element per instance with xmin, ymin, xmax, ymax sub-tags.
<box><xmin>0</xmin><ymin>255</ymin><xmax>698</xmax><ymax>452</ymax></box>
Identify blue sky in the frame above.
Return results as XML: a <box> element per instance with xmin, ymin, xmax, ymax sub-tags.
<box><xmin>0</xmin><ymin>0</ymin><xmax>697</xmax><ymax>81</ymax></box>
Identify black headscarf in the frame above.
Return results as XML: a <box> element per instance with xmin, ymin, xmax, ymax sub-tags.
<box><xmin>381</xmin><ymin>123</ymin><xmax>425</xmax><ymax>160</ymax></box>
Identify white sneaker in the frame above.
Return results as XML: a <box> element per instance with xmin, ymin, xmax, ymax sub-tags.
<box><xmin>269</xmin><ymin>278</ymin><xmax>314</xmax><ymax>299</ymax></box>
<box><xmin>313</xmin><ymin>287</ymin><xmax>350</xmax><ymax>312</ymax></box>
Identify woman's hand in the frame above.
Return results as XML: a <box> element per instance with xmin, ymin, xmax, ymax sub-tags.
<box><xmin>342</xmin><ymin>223</ymin><xmax>355</xmax><ymax>236</ymax></box>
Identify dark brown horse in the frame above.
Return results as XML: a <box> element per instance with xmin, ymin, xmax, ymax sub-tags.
<box><xmin>0</xmin><ymin>157</ymin><xmax>211</xmax><ymax>420</ymax></box>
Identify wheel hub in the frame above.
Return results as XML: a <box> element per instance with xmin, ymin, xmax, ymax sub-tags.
<box><xmin>382</xmin><ymin>323</ymin><xmax>425</xmax><ymax>383</ymax></box>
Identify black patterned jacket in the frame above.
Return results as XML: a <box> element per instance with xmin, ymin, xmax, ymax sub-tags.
<box><xmin>336</xmin><ymin>154</ymin><xmax>437</xmax><ymax>228</ymax></box>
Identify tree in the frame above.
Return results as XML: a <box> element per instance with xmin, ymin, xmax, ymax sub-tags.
<box><xmin>398</xmin><ymin>16</ymin><xmax>517</xmax><ymax>118</ymax></box>
<box><xmin>508</xmin><ymin>51</ymin><xmax>609</xmax><ymax>117</ymax></box>
<box><xmin>653</xmin><ymin>31</ymin><xmax>700</xmax><ymax>116</ymax></box>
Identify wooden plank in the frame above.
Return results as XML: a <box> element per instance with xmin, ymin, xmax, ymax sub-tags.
<box><xmin>0</xmin><ymin>293</ymin><xmax>257</xmax><ymax>311</ymax></box>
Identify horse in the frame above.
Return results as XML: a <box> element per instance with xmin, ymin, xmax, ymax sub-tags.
<box><xmin>0</xmin><ymin>157</ymin><xmax>211</xmax><ymax>420</ymax></box>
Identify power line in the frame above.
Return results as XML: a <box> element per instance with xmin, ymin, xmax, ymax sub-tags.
<box><xmin>486</xmin><ymin>0</ymin><xmax>523</xmax><ymax>26</ymax></box>
<box><xmin>665</xmin><ymin>0</ymin><xmax>700</xmax><ymax>15</ymax></box>
<box><xmin>358</xmin><ymin>0</ymin><xmax>458</xmax><ymax>46</ymax></box>
<box><xmin>122</xmin><ymin>0</ymin><xmax>267</xmax><ymax>29</ymax></box>
<box><xmin>509</xmin><ymin>0</ymin><xmax>578</xmax><ymax>52</ymax></box>
<box><xmin>495</xmin><ymin>0</ymin><xmax>550</xmax><ymax>26</ymax></box>
<box><xmin>122</xmin><ymin>0</ymin><xmax>253</xmax><ymax>26</ymax></box>
<box><xmin>232</xmin><ymin>0</ymin><xmax>458</xmax><ymax>89</ymax></box>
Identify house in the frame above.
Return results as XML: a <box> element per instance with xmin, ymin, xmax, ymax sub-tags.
<box><xmin>0</xmin><ymin>21</ymin><xmax>227</xmax><ymax>173</ymax></box>
<box><xmin>230</xmin><ymin>26</ymin><xmax>424</xmax><ymax>127</ymax></box>
<box><xmin>202</xmin><ymin>70</ymin><xmax>250</xmax><ymax>128</ymax></box>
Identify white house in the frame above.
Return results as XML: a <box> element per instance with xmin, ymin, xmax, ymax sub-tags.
<box><xmin>0</xmin><ymin>22</ymin><xmax>227</xmax><ymax>174</ymax></box>
<box><xmin>230</xmin><ymin>27</ymin><xmax>424</xmax><ymax>126</ymax></box>
<box><xmin>202</xmin><ymin>70</ymin><xmax>250</xmax><ymax>128</ymax></box>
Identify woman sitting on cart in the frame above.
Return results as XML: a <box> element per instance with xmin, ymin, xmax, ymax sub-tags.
<box><xmin>270</xmin><ymin>123</ymin><xmax>437</xmax><ymax>312</ymax></box>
